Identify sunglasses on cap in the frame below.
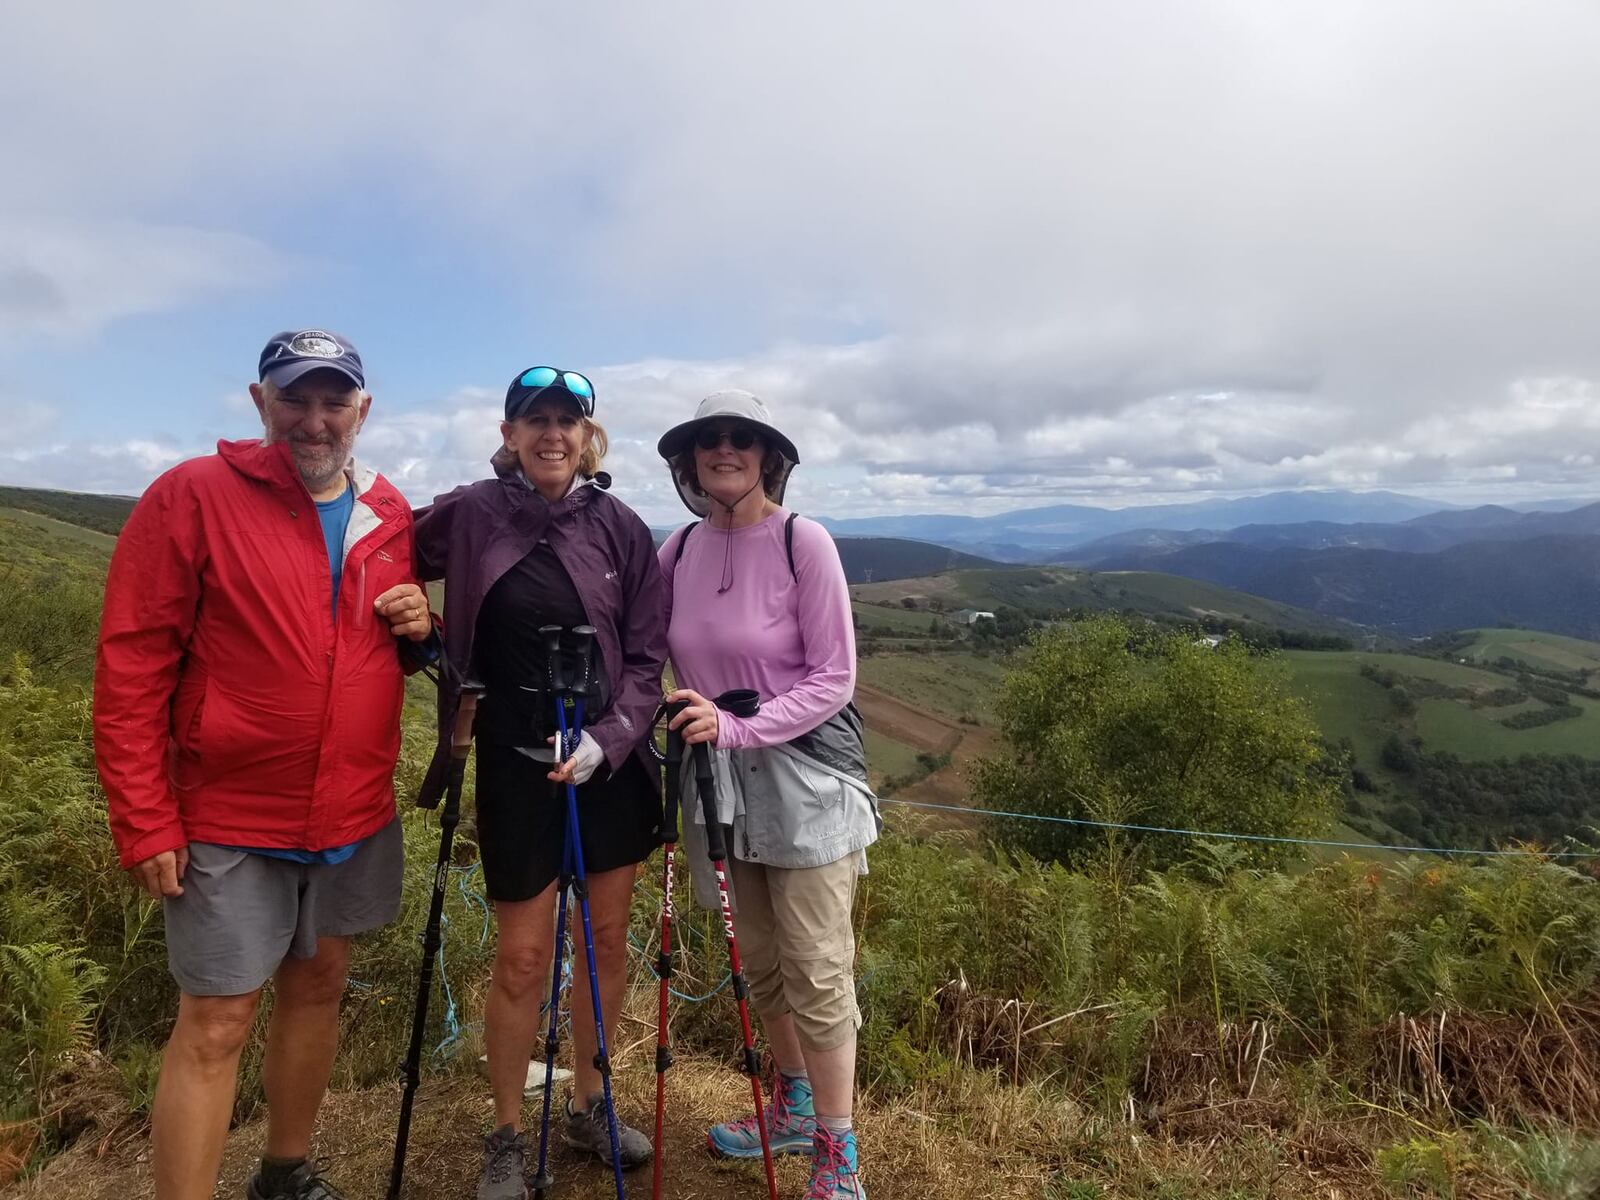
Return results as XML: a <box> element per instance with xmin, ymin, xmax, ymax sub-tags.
<box><xmin>694</xmin><ymin>423</ymin><xmax>760</xmax><ymax>451</ymax></box>
<box><xmin>507</xmin><ymin>366</ymin><xmax>595</xmax><ymax>418</ymax></box>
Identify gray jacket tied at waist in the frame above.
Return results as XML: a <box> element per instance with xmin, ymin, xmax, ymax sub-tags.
<box><xmin>680</xmin><ymin>703</ymin><xmax>882</xmax><ymax>909</ymax></box>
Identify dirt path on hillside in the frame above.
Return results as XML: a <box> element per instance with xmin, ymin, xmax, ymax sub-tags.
<box><xmin>853</xmin><ymin>684</ymin><xmax>963</xmax><ymax>756</ymax></box>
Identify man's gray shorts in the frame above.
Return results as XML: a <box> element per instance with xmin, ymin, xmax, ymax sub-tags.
<box><xmin>163</xmin><ymin>818</ymin><xmax>404</xmax><ymax>996</ymax></box>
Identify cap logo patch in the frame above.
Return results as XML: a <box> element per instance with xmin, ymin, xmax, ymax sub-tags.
<box><xmin>288</xmin><ymin>331</ymin><xmax>344</xmax><ymax>359</ymax></box>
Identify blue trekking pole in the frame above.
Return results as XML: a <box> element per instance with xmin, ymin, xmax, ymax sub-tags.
<box><xmin>531</xmin><ymin>624</ymin><xmax>627</xmax><ymax>1200</ymax></box>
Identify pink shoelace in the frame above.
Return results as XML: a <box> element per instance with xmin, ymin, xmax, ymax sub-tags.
<box><xmin>724</xmin><ymin>1075</ymin><xmax>800</xmax><ymax>1138</ymax></box>
<box><xmin>805</xmin><ymin>1126</ymin><xmax>861</xmax><ymax>1199</ymax></box>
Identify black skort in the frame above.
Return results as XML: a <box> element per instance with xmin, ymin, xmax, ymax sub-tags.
<box><xmin>473</xmin><ymin>744</ymin><xmax>661</xmax><ymax>903</ymax></box>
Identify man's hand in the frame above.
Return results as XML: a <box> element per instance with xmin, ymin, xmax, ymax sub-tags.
<box><xmin>130</xmin><ymin>847</ymin><xmax>190</xmax><ymax>899</ymax></box>
<box><xmin>375</xmin><ymin>583</ymin><xmax>432</xmax><ymax>642</ymax></box>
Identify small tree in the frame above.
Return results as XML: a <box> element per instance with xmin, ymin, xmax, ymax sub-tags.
<box><xmin>974</xmin><ymin>615</ymin><xmax>1340</xmax><ymax>869</ymax></box>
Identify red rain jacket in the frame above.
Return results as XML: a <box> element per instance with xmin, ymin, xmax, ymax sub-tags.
<box><xmin>94</xmin><ymin>439</ymin><xmax>418</xmax><ymax>868</ymax></box>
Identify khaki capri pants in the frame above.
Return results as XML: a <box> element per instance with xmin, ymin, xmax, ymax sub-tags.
<box><xmin>728</xmin><ymin>853</ymin><xmax>861</xmax><ymax>1050</ymax></box>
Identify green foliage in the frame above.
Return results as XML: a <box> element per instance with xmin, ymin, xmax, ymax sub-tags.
<box><xmin>1376</xmin><ymin>1135</ymin><xmax>1461</xmax><ymax>1198</ymax></box>
<box><xmin>0</xmin><ymin>578</ymin><xmax>104</xmax><ymax>685</ymax></box>
<box><xmin>974</xmin><ymin>615</ymin><xmax>1339</xmax><ymax>869</ymax></box>
<box><xmin>0</xmin><ymin>942</ymin><xmax>106</xmax><ymax>1117</ymax></box>
<box><xmin>1477</xmin><ymin>1125</ymin><xmax>1600</xmax><ymax>1199</ymax></box>
<box><xmin>0</xmin><ymin>661</ymin><xmax>171</xmax><ymax>1119</ymax></box>
<box><xmin>841</xmin><ymin>832</ymin><xmax>1600</xmax><ymax>1095</ymax></box>
<box><xmin>1501</xmin><ymin>704</ymin><xmax>1581</xmax><ymax>730</ymax></box>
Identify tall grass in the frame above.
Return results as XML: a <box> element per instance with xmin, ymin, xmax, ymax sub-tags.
<box><xmin>6</xmin><ymin>656</ymin><xmax>1600</xmax><ymax>1175</ymax></box>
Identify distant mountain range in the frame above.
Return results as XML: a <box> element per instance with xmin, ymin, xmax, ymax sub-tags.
<box><xmin>1093</xmin><ymin>534</ymin><xmax>1600</xmax><ymax>639</ymax></box>
<box><xmin>1063</xmin><ymin>502</ymin><xmax>1600</xmax><ymax>562</ymax></box>
<box><xmin>15</xmin><ymin>480</ymin><xmax>1600</xmax><ymax>637</ymax></box>
<box><xmin>816</xmin><ymin>490</ymin><xmax>1503</xmax><ymax>561</ymax></box>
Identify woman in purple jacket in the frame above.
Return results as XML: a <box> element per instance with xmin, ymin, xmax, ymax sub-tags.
<box><xmin>414</xmin><ymin>367</ymin><xmax>666</xmax><ymax>1197</ymax></box>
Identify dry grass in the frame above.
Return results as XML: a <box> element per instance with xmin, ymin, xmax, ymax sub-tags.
<box><xmin>1373</xmin><ymin>1003</ymin><xmax>1600</xmax><ymax>1127</ymax></box>
<box><xmin>6</xmin><ymin>1052</ymin><xmax>1049</xmax><ymax>1200</ymax></box>
<box><xmin>12</xmin><ymin>1046</ymin><xmax>1600</xmax><ymax>1199</ymax></box>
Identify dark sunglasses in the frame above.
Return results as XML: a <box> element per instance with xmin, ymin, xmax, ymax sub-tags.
<box><xmin>694</xmin><ymin>423</ymin><xmax>759</xmax><ymax>451</ymax></box>
<box><xmin>507</xmin><ymin>365</ymin><xmax>595</xmax><ymax>418</ymax></box>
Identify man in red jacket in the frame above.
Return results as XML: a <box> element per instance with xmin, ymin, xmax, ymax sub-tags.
<box><xmin>94</xmin><ymin>329</ymin><xmax>434</xmax><ymax>1200</ymax></box>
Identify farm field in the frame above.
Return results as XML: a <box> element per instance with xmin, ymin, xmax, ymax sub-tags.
<box><xmin>852</xmin><ymin>599</ymin><xmax>943</xmax><ymax>634</ymax></box>
<box><xmin>863</xmin><ymin>728</ymin><xmax>923</xmax><ymax>786</ymax></box>
<box><xmin>852</xmin><ymin>565</ymin><xmax>1357</xmax><ymax>637</ymax></box>
<box><xmin>856</xmin><ymin>650</ymin><xmax>1009</xmax><ymax>724</ymax></box>
<box><xmin>1414</xmin><ymin>696</ymin><xmax>1600</xmax><ymax>759</ymax></box>
<box><xmin>1283</xmin><ymin>641</ymin><xmax>1600</xmax><ymax>763</ymax></box>
<box><xmin>1459</xmin><ymin>626</ymin><xmax>1600</xmax><ymax>677</ymax></box>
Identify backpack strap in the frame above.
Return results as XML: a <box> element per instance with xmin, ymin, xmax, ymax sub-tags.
<box><xmin>672</xmin><ymin>520</ymin><xmax>700</xmax><ymax>569</ymax></box>
<box><xmin>673</xmin><ymin>514</ymin><xmax>799</xmax><ymax>582</ymax></box>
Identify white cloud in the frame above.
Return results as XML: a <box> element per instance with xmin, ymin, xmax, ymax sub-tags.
<box><xmin>3</xmin><ymin>2</ymin><xmax>1600</xmax><ymax>515</ymax></box>
<box><xmin>0</xmin><ymin>220</ymin><xmax>287</xmax><ymax>342</ymax></box>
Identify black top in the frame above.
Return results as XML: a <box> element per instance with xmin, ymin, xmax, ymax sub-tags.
<box><xmin>473</xmin><ymin>541</ymin><xmax>609</xmax><ymax>746</ymax></box>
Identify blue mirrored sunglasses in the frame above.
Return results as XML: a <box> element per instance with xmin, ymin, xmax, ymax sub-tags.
<box><xmin>508</xmin><ymin>365</ymin><xmax>595</xmax><ymax>417</ymax></box>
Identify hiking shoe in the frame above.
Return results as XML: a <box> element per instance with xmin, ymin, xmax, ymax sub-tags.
<box><xmin>563</xmin><ymin>1091</ymin><xmax>653</xmax><ymax>1170</ymax></box>
<box><xmin>245</xmin><ymin>1160</ymin><xmax>346</xmax><ymax>1200</ymax></box>
<box><xmin>708</xmin><ymin>1072</ymin><xmax>818</xmax><ymax>1159</ymax></box>
<box><xmin>805</xmin><ymin>1125</ymin><xmax>866</xmax><ymax>1199</ymax></box>
<box><xmin>476</xmin><ymin>1124</ymin><xmax>529</xmax><ymax>1200</ymax></box>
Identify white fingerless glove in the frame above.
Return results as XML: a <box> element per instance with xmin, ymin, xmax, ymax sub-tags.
<box><xmin>567</xmin><ymin>731</ymin><xmax>606</xmax><ymax>785</ymax></box>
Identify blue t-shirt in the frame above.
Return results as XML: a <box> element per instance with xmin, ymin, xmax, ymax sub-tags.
<box><xmin>317</xmin><ymin>485</ymin><xmax>356</xmax><ymax>618</ymax></box>
<box><xmin>227</xmin><ymin>484</ymin><xmax>361</xmax><ymax>865</ymax></box>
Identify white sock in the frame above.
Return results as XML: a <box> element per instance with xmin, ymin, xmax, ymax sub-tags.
<box><xmin>819</xmin><ymin>1114</ymin><xmax>852</xmax><ymax>1135</ymax></box>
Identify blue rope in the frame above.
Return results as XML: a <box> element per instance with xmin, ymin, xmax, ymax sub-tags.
<box><xmin>877</xmin><ymin>796</ymin><xmax>1600</xmax><ymax>859</ymax></box>
<box><xmin>431</xmin><ymin>911</ymin><xmax>462</xmax><ymax>1063</ymax></box>
<box><xmin>626</xmin><ymin>930</ymin><xmax>733</xmax><ymax>1002</ymax></box>
<box><xmin>429</xmin><ymin>865</ymin><xmax>573</xmax><ymax>1063</ymax></box>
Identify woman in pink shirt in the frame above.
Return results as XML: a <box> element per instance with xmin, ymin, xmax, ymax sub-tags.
<box><xmin>657</xmin><ymin>391</ymin><xmax>878</xmax><ymax>1200</ymax></box>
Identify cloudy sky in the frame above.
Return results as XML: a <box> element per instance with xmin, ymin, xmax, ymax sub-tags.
<box><xmin>4</xmin><ymin>2</ymin><xmax>1599</xmax><ymax>524</ymax></box>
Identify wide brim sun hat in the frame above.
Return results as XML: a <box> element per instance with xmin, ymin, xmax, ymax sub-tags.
<box><xmin>657</xmin><ymin>389</ymin><xmax>799</xmax><ymax>517</ymax></box>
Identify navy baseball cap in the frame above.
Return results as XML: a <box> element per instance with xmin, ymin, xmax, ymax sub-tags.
<box><xmin>258</xmin><ymin>329</ymin><xmax>365</xmax><ymax>390</ymax></box>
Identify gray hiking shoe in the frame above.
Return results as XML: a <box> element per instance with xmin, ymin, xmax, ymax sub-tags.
<box><xmin>564</xmin><ymin>1091</ymin><xmax>653</xmax><ymax>1170</ymax></box>
<box><xmin>245</xmin><ymin>1160</ymin><xmax>346</xmax><ymax>1200</ymax></box>
<box><xmin>477</xmin><ymin>1124</ymin><xmax>529</xmax><ymax>1200</ymax></box>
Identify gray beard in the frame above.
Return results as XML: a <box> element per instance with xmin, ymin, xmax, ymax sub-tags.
<box><xmin>285</xmin><ymin>436</ymin><xmax>355</xmax><ymax>493</ymax></box>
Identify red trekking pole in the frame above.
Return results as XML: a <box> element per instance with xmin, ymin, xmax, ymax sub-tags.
<box><xmin>688</xmin><ymin>688</ymin><xmax>779</xmax><ymax>1200</ymax></box>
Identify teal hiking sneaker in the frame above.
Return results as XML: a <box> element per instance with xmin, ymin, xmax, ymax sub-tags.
<box><xmin>707</xmin><ymin>1072</ymin><xmax>817</xmax><ymax>1158</ymax></box>
<box><xmin>805</xmin><ymin>1125</ymin><xmax>865</xmax><ymax>1198</ymax></box>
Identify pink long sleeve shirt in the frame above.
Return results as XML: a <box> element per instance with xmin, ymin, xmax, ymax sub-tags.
<box><xmin>659</xmin><ymin>510</ymin><xmax>855</xmax><ymax>749</ymax></box>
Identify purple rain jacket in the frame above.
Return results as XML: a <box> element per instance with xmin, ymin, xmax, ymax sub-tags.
<box><xmin>412</xmin><ymin>453</ymin><xmax>667</xmax><ymax>808</ymax></box>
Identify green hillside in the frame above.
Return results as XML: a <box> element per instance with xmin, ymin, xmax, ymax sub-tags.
<box><xmin>854</xmin><ymin>565</ymin><xmax>1360</xmax><ymax>638</ymax></box>
<box><xmin>856</xmin><ymin>651</ymin><xmax>1009</xmax><ymax>723</ymax></box>
<box><xmin>0</xmin><ymin>509</ymin><xmax>113</xmax><ymax>582</ymax></box>
<box><xmin>0</xmin><ymin>511</ymin><xmax>110</xmax><ymax>684</ymax></box>
<box><xmin>1282</xmin><ymin>631</ymin><xmax>1600</xmax><ymax>849</ymax></box>
<box><xmin>0</xmin><ymin>484</ymin><xmax>136</xmax><ymax>535</ymax></box>
<box><xmin>852</xmin><ymin>600</ymin><xmax>942</xmax><ymax>635</ymax></box>
<box><xmin>1458</xmin><ymin>626</ymin><xmax>1600</xmax><ymax>677</ymax></box>
<box><xmin>1285</xmin><ymin>641</ymin><xmax>1600</xmax><ymax>766</ymax></box>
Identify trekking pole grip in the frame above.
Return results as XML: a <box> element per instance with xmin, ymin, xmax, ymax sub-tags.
<box><xmin>663</xmin><ymin>701</ymin><xmax>688</xmax><ymax>841</ymax></box>
<box><xmin>569</xmin><ymin>624</ymin><xmax>596</xmax><ymax>699</ymax></box>
<box><xmin>539</xmin><ymin>624</ymin><xmax>564</xmax><ymax>693</ymax></box>
<box><xmin>692</xmin><ymin>741</ymin><xmax>727</xmax><ymax>860</ymax></box>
